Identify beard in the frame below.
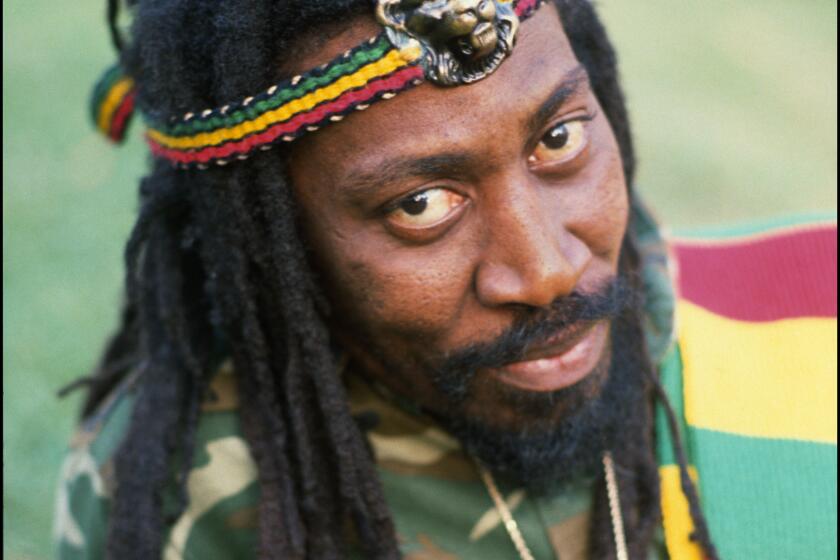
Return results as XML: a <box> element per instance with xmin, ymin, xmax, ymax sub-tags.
<box><xmin>421</xmin><ymin>273</ymin><xmax>653</xmax><ymax>490</ymax></box>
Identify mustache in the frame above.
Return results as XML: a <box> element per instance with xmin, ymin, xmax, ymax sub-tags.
<box><xmin>432</xmin><ymin>274</ymin><xmax>639</xmax><ymax>399</ymax></box>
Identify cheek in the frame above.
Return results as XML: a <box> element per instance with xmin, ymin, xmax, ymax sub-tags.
<box><xmin>318</xmin><ymin>234</ymin><xmax>474</xmax><ymax>340</ymax></box>
<box><xmin>561</xmin><ymin>115</ymin><xmax>629</xmax><ymax>263</ymax></box>
<box><xmin>291</xmin><ymin>175</ymin><xmax>473</xmax><ymax>343</ymax></box>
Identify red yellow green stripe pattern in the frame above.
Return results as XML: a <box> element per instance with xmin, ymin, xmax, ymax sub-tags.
<box><xmin>145</xmin><ymin>35</ymin><xmax>423</xmax><ymax>167</ymax></box>
<box><xmin>150</xmin><ymin>34</ymin><xmax>396</xmax><ymax>138</ymax></box>
<box><xmin>657</xmin><ymin>218</ymin><xmax>837</xmax><ymax>559</ymax></box>
<box><xmin>90</xmin><ymin>0</ymin><xmax>544</xmax><ymax>167</ymax></box>
<box><xmin>90</xmin><ymin>64</ymin><xmax>136</xmax><ymax>143</ymax></box>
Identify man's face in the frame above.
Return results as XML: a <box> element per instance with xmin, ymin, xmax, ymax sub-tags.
<box><xmin>288</xmin><ymin>5</ymin><xmax>629</xmax><ymax>439</ymax></box>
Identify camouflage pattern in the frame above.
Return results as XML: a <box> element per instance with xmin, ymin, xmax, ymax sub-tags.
<box><xmin>55</xmin><ymin>361</ymin><xmax>669</xmax><ymax>559</ymax></box>
<box><xmin>55</xmin><ymin>202</ymin><xmax>672</xmax><ymax>559</ymax></box>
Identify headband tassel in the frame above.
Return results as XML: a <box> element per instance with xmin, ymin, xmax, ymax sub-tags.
<box><xmin>90</xmin><ymin>63</ymin><xmax>136</xmax><ymax>144</ymax></box>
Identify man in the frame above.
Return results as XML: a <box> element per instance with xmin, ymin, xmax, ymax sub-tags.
<box><xmin>57</xmin><ymin>0</ymin><xmax>836</xmax><ymax>558</ymax></box>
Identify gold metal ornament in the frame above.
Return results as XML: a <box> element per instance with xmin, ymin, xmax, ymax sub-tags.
<box><xmin>375</xmin><ymin>0</ymin><xmax>520</xmax><ymax>86</ymax></box>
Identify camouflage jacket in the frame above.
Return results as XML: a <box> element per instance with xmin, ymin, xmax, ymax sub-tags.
<box><xmin>56</xmin><ymin>361</ymin><xmax>673</xmax><ymax>559</ymax></box>
<box><xmin>54</xmin><ymin>202</ymin><xmax>675</xmax><ymax>559</ymax></box>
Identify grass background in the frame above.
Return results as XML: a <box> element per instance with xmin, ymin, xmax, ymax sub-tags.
<box><xmin>4</xmin><ymin>1</ymin><xmax>836</xmax><ymax>558</ymax></box>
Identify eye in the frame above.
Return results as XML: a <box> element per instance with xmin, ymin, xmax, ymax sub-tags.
<box><xmin>386</xmin><ymin>187</ymin><xmax>466</xmax><ymax>229</ymax></box>
<box><xmin>529</xmin><ymin>120</ymin><xmax>587</xmax><ymax>165</ymax></box>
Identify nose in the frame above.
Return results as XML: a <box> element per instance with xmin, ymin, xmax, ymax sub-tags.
<box><xmin>475</xmin><ymin>187</ymin><xmax>592</xmax><ymax>309</ymax></box>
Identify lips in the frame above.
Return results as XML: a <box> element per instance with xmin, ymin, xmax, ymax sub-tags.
<box><xmin>521</xmin><ymin>321</ymin><xmax>594</xmax><ymax>362</ymax></box>
<box><xmin>490</xmin><ymin>320</ymin><xmax>610</xmax><ymax>392</ymax></box>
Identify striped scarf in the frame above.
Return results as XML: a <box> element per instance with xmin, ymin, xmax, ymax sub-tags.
<box><xmin>657</xmin><ymin>215</ymin><xmax>837</xmax><ymax>558</ymax></box>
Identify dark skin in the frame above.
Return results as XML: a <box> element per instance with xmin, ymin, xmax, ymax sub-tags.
<box><xmin>289</xmin><ymin>4</ymin><xmax>628</xmax><ymax>431</ymax></box>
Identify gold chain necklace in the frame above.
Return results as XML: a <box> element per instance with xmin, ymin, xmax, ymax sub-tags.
<box><xmin>476</xmin><ymin>452</ymin><xmax>628</xmax><ymax>560</ymax></box>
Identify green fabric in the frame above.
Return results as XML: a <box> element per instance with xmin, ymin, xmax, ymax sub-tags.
<box><xmin>373</xmin><ymin>470</ymin><xmax>560</xmax><ymax>558</ymax></box>
<box><xmin>55</xmin><ymin>369</ymin><xmax>665</xmax><ymax>560</ymax></box>
<box><xmin>56</xmin><ymin>476</ymin><xmax>109</xmax><ymax>560</ymax></box>
<box><xmin>671</xmin><ymin>211</ymin><xmax>837</xmax><ymax>239</ymax></box>
<box><xmin>690</xmin><ymin>429</ymin><xmax>837</xmax><ymax>559</ymax></box>
<box><xmin>178</xmin><ymin>483</ymin><xmax>260</xmax><ymax>559</ymax></box>
<box><xmin>654</xmin><ymin>344</ymin><xmax>689</xmax><ymax>468</ymax></box>
<box><xmin>632</xmin><ymin>197</ymin><xmax>676</xmax><ymax>364</ymax></box>
<box><xmin>55</xmin><ymin>386</ymin><xmax>134</xmax><ymax>559</ymax></box>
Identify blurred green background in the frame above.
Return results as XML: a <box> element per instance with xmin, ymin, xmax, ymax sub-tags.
<box><xmin>3</xmin><ymin>0</ymin><xmax>836</xmax><ymax>558</ymax></box>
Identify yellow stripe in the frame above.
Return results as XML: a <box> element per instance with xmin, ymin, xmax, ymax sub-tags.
<box><xmin>148</xmin><ymin>45</ymin><xmax>422</xmax><ymax>150</ymax></box>
<box><xmin>659</xmin><ymin>465</ymin><xmax>704</xmax><ymax>560</ymax></box>
<box><xmin>96</xmin><ymin>77</ymin><xmax>134</xmax><ymax>133</ymax></box>
<box><xmin>677</xmin><ymin>300</ymin><xmax>837</xmax><ymax>443</ymax></box>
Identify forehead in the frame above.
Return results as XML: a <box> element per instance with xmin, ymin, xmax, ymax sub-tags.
<box><xmin>289</xmin><ymin>3</ymin><xmax>580</xmax><ymax>177</ymax></box>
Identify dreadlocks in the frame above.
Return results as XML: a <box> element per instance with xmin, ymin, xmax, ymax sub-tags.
<box><xmin>72</xmin><ymin>1</ymin><xmax>719</xmax><ymax>558</ymax></box>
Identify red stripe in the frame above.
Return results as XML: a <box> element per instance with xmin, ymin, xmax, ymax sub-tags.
<box><xmin>108</xmin><ymin>91</ymin><xmax>135</xmax><ymax>142</ymax></box>
<box><xmin>673</xmin><ymin>225</ymin><xmax>837</xmax><ymax>321</ymax></box>
<box><xmin>148</xmin><ymin>65</ymin><xmax>424</xmax><ymax>165</ymax></box>
<box><xmin>515</xmin><ymin>0</ymin><xmax>538</xmax><ymax>16</ymax></box>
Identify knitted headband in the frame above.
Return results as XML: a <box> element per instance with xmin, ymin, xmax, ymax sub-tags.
<box><xmin>91</xmin><ymin>0</ymin><xmax>544</xmax><ymax>169</ymax></box>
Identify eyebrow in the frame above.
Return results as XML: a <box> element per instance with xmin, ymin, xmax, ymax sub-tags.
<box><xmin>340</xmin><ymin>152</ymin><xmax>479</xmax><ymax>203</ymax></box>
<box><xmin>339</xmin><ymin>65</ymin><xmax>590</xmax><ymax>202</ymax></box>
<box><xmin>526</xmin><ymin>64</ymin><xmax>589</xmax><ymax>134</ymax></box>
